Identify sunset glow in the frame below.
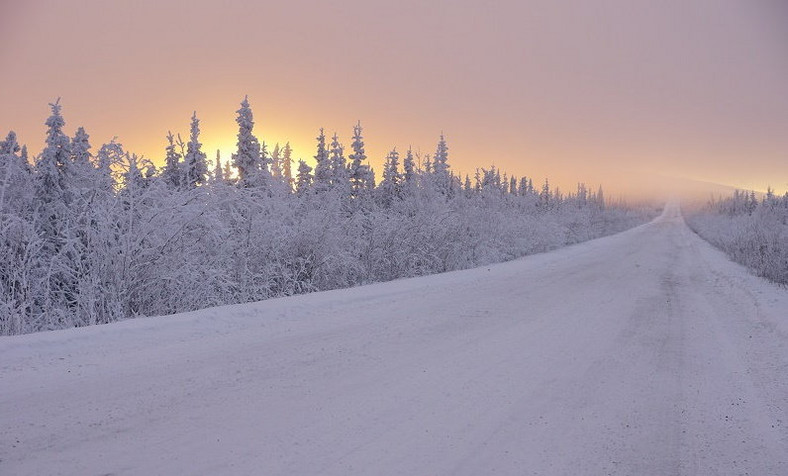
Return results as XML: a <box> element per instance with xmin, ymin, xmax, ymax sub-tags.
<box><xmin>1</xmin><ymin>0</ymin><xmax>786</xmax><ymax>198</ymax></box>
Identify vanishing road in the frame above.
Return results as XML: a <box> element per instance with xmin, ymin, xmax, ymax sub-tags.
<box><xmin>2</xmin><ymin>203</ymin><xmax>787</xmax><ymax>475</ymax></box>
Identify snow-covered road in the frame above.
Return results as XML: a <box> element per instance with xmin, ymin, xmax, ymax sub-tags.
<box><xmin>2</xmin><ymin>204</ymin><xmax>787</xmax><ymax>475</ymax></box>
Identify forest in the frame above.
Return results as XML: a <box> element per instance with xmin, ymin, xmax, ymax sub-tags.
<box><xmin>0</xmin><ymin>98</ymin><xmax>654</xmax><ymax>335</ymax></box>
<box><xmin>687</xmin><ymin>189</ymin><xmax>788</xmax><ymax>285</ymax></box>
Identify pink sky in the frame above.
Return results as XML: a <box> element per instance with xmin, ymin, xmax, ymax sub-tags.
<box><xmin>1</xmin><ymin>0</ymin><xmax>786</xmax><ymax>197</ymax></box>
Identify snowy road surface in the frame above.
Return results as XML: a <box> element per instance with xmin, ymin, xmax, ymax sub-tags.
<box><xmin>2</xmin><ymin>204</ymin><xmax>787</xmax><ymax>475</ymax></box>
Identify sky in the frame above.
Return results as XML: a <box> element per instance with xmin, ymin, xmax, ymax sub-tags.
<box><xmin>1</xmin><ymin>0</ymin><xmax>786</xmax><ymax>197</ymax></box>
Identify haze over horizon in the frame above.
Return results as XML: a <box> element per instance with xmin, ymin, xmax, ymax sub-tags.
<box><xmin>2</xmin><ymin>0</ymin><xmax>786</xmax><ymax>197</ymax></box>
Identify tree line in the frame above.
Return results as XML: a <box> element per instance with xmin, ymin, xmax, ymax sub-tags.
<box><xmin>0</xmin><ymin>97</ymin><xmax>652</xmax><ymax>335</ymax></box>
<box><xmin>687</xmin><ymin>188</ymin><xmax>788</xmax><ymax>285</ymax></box>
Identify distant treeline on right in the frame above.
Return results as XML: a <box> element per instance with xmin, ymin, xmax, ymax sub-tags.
<box><xmin>687</xmin><ymin>189</ymin><xmax>788</xmax><ymax>285</ymax></box>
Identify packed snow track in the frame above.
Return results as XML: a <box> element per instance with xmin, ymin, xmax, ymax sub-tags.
<box><xmin>2</xmin><ymin>203</ymin><xmax>787</xmax><ymax>475</ymax></box>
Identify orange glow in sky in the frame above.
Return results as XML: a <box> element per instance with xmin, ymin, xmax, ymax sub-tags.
<box><xmin>1</xmin><ymin>0</ymin><xmax>787</xmax><ymax>198</ymax></box>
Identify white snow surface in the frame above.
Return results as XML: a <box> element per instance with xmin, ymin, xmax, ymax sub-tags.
<box><xmin>2</xmin><ymin>203</ymin><xmax>787</xmax><ymax>475</ymax></box>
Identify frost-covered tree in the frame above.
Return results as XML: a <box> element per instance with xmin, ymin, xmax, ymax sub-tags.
<box><xmin>32</xmin><ymin>100</ymin><xmax>83</xmax><ymax>329</ymax></box>
<box><xmin>270</xmin><ymin>143</ymin><xmax>282</xmax><ymax>179</ymax></box>
<box><xmin>575</xmin><ymin>183</ymin><xmax>588</xmax><ymax>206</ymax></box>
<box><xmin>1</xmin><ymin>132</ymin><xmax>22</xmax><ymax>165</ymax></box>
<box><xmin>328</xmin><ymin>133</ymin><xmax>351</xmax><ymax>199</ymax></box>
<box><xmin>432</xmin><ymin>133</ymin><xmax>451</xmax><ymax>196</ymax></box>
<box><xmin>378</xmin><ymin>147</ymin><xmax>401</xmax><ymax>207</ymax></box>
<box><xmin>295</xmin><ymin>159</ymin><xmax>313</xmax><ymax>195</ymax></box>
<box><xmin>403</xmin><ymin>147</ymin><xmax>416</xmax><ymax>187</ymax></box>
<box><xmin>0</xmin><ymin>130</ymin><xmax>36</xmax><ymax>334</ymax></box>
<box><xmin>122</xmin><ymin>152</ymin><xmax>145</xmax><ymax>192</ymax></box>
<box><xmin>162</xmin><ymin>131</ymin><xmax>182</xmax><ymax>188</ymax></box>
<box><xmin>540</xmin><ymin>178</ymin><xmax>551</xmax><ymax>207</ymax></box>
<box><xmin>183</xmin><ymin>112</ymin><xmax>208</xmax><ymax>188</ymax></box>
<box><xmin>0</xmin><ymin>131</ymin><xmax>33</xmax><ymax>215</ymax></box>
<box><xmin>34</xmin><ymin>100</ymin><xmax>73</xmax><ymax>256</ymax></box>
<box><xmin>233</xmin><ymin>96</ymin><xmax>262</xmax><ymax>187</ymax></box>
<box><xmin>95</xmin><ymin>140</ymin><xmax>123</xmax><ymax>192</ymax></box>
<box><xmin>464</xmin><ymin>174</ymin><xmax>473</xmax><ymax>198</ymax></box>
<box><xmin>282</xmin><ymin>142</ymin><xmax>294</xmax><ymax>192</ymax></box>
<box><xmin>313</xmin><ymin>128</ymin><xmax>331</xmax><ymax>191</ymax></box>
<box><xmin>213</xmin><ymin>150</ymin><xmax>224</xmax><ymax>184</ymax></box>
<box><xmin>595</xmin><ymin>185</ymin><xmax>605</xmax><ymax>210</ymax></box>
<box><xmin>348</xmin><ymin>121</ymin><xmax>372</xmax><ymax>198</ymax></box>
<box><xmin>36</xmin><ymin>100</ymin><xmax>72</xmax><ymax>206</ymax></box>
<box><xmin>70</xmin><ymin>127</ymin><xmax>92</xmax><ymax>175</ymax></box>
<box><xmin>260</xmin><ymin>141</ymin><xmax>271</xmax><ymax>176</ymax></box>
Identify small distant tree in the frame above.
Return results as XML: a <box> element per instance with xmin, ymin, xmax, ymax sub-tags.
<box><xmin>282</xmin><ymin>142</ymin><xmax>294</xmax><ymax>192</ymax></box>
<box><xmin>348</xmin><ymin>121</ymin><xmax>372</xmax><ymax>198</ymax></box>
<box><xmin>329</xmin><ymin>133</ymin><xmax>349</xmax><ymax>195</ymax></box>
<box><xmin>463</xmin><ymin>174</ymin><xmax>473</xmax><ymax>198</ymax></box>
<box><xmin>378</xmin><ymin>147</ymin><xmax>401</xmax><ymax>207</ymax></box>
<box><xmin>540</xmin><ymin>178</ymin><xmax>551</xmax><ymax>208</ymax></box>
<box><xmin>270</xmin><ymin>143</ymin><xmax>282</xmax><ymax>179</ymax></box>
<box><xmin>183</xmin><ymin>112</ymin><xmax>208</xmax><ymax>188</ymax></box>
<box><xmin>432</xmin><ymin>133</ymin><xmax>451</xmax><ymax>196</ymax></box>
<box><xmin>95</xmin><ymin>140</ymin><xmax>124</xmax><ymax>192</ymax></box>
<box><xmin>295</xmin><ymin>159</ymin><xmax>313</xmax><ymax>195</ymax></box>
<box><xmin>70</xmin><ymin>127</ymin><xmax>92</xmax><ymax>179</ymax></box>
<box><xmin>0</xmin><ymin>131</ymin><xmax>33</xmax><ymax>214</ymax></box>
<box><xmin>213</xmin><ymin>150</ymin><xmax>224</xmax><ymax>184</ymax></box>
<box><xmin>313</xmin><ymin>128</ymin><xmax>331</xmax><ymax>191</ymax></box>
<box><xmin>163</xmin><ymin>131</ymin><xmax>182</xmax><ymax>188</ymax></box>
<box><xmin>403</xmin><ymin>147</ymin><xmax>416</xmax><ymax>186</ymax></box>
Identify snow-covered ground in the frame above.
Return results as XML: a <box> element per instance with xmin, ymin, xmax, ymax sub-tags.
<box><xmin>2</xmin><ymin>203</ymin><xmax>787</xmax><ymax>475</ymax></box>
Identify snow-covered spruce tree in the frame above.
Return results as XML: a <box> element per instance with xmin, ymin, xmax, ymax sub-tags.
<box><xmin>70</xmin><ymin>127</ymin><xmax>90</xmax><ymax>165</ymax></box>
<box><xmin>0</xmin><ymin>131</ymin><xmax>37</xmax><ymax>334</ymax></box>
<box><xmin>95</xmin><ymin>140</ymin><xmax>123</xmax><ymax>192</ymax></box>
<box><xmin>402</xmin><ymin>146</ymin><xmax>416</xmax><ymax>191</ymax></box>
<box><xmin>260</xmin><ymin>141</ymin><xmax>271</xmax><ymax>179</ymax></box>
<box><xmin>594</xmin><ymin>185</ymin><xmax>605</xmax><ymax>210</ymax></box>
<box><xmin>378</xmin><ymin>147</ymin><xmax>401</xmax><ymax>207</ymax></box>
<box><xmin>432</xmin><ymin>133</ymin><xmax>451</xmax><ymax>196</ymax></box>
<box><xmin>575</xmin><ymin>183</ymin><xmax>588</xmax><ymax>206</ymax></box>
<box><xmin>69</xmin><ymin>127</ymin><xmax>93</xmax><ymax>188</ymax></box>
<box><xmin>183</xmin><ymin>112</ymin><xmax>208</xmax><ymax>188</ymax></box>
<box><xmin>0</xmin><ymin>131</ymin><xmax>33</xmax><ymax>215</ymax></box>
<box><xmin>282</xmin><ymin>142</ymin><xmax>294</xmax><ymax>192</ymax></box>
<box><xmin>270</xmin><ymin>143</ymin><xmax>282</xmax><ymax>179</ymax></box>
<box><xmin>464</xmin><ymin>174</ymin><xmax>473</xmax><ymax>198</ymax></box>
<box><xmin>313</xmin><ymin>128</ymin><xmax>331</xmax><ymax>192</ymax></box>
<box><xmin>539</xmin><ymin>178</ymin><xmax>551</xmax><ymax>208</ymax></box>
<box><xmin>267</xmin><ymin>143</ymin><xmax>293</xmax><ymax>196</ymax></box>
<box><xmin>329</xmin><ymin>132</ymin><xmax>350</xmax><ymax>196</ymax></box>
<box><xmin>1</xmin><ymin>132</ymin><xmax>25</xmax><ymax>169</ymax></box>
<box><xmin>32</xmin><ymin>100</ymin><xmax>81</xmax><ymax>329</ymax></box>
<box><xmin>348</xmin><ymin>121</ymin><xmax>372</xmax><ymax>198</ymax></box>
<box><xmin>295</xmin><ymin>159</ymin><xmax>313</xmax><ymax>195</ymax></box>
<box><xmin>35</xmin><ymin>100</ymin><xmax>72</xmax><ymax>211</ymax></box>
<box><xmin>162</xmin><ymin>131</ymin><xmax>182</xmax><ymax>188</ymax></box>
<box><xmin>213</xmin><ymin>150</ymin><xmax>224</xmax><ymax>184</ymax></box>
<box><xmin>233</xmin><ymin>96</ymin><xmax>263</xmax><ymax>188</ymax></box>
<box><xmin>518</xmin><ymin>177</ymin><xmax>528</xmax><ymax>196</ymax></box>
